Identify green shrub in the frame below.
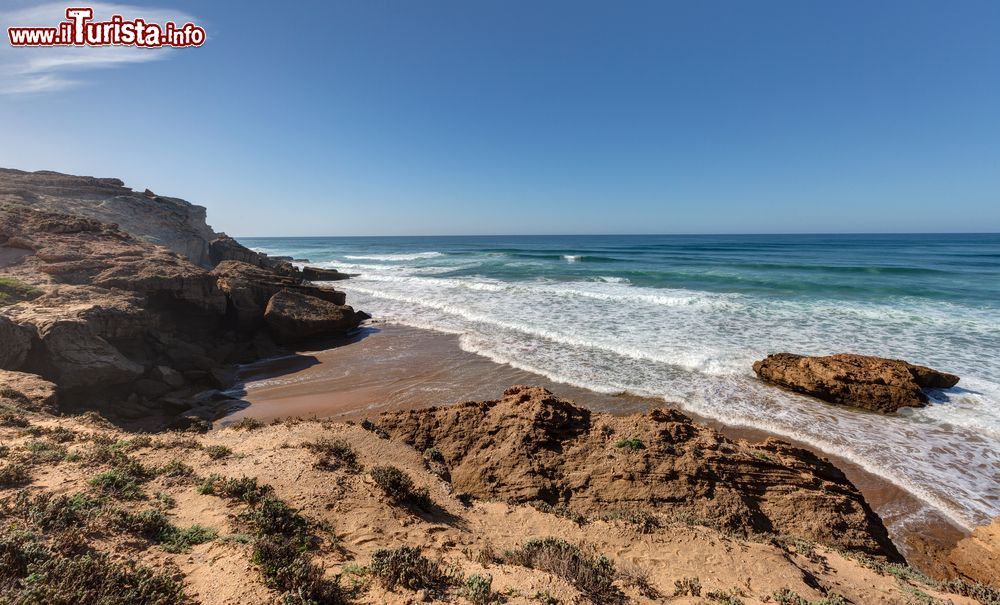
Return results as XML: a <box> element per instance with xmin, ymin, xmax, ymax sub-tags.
<box><xmin>0</xmin><ymin>410</ymin><xmax>29</xmax><ymax>428</ymax></box>
<box><xmin>7</xmin><ymin>491</ymin><xmax>102</xmax><ymax>530</ymax></box>
<box><xmin>110</xmin><ymin>508</ymin><xmax>174</xmax><ymax>541</ymax></box>
<box><xmin>45</xmin><ymin>427</ymin><xmax>78</xmax><ymax>443</ymax></box>
<box><xmin>110</xmin><ymin>508</ymin><xmax>216</xmax><ymax>553</ymax></box>
<box><xmin>204</xmin><ymin>445</ymin><xmax>232</xmax><ymax>460</ymax></box>
<box><xmin>674</xmin><ymin>576</ymin><xmax>702</xmax><ymax>597</ymax></box>
<box><xmin>504</xmin><ymin>538</ymin><xmax>618</xmax><ymax>601</ymax></box>
<box><xmin>369</xmin><ymin>466</ymin><xmax>432</xmax><ymax>509</ymax></box>
<box><xmin>601</xmin><ymin>510</ymin><xmax>662</xmax><ymax>534</ymax></box>
<box><xmin>162</xmin><ymin>525</ymin><xmax>216</xmax><ymax>554</ymax></box>
<box><xmin>89</xmin><ymin>469</ymin><xmax>144</xmax><ymax>500</ymax></box>
<box><xmin>199</xmin><ymin>475</ymin><xmax>272</xmax><ymax>504</ymax></box>
<box><xmin>12</xmin><ymin>552</ymin><xmax>187</xmax><ymax>604</ymax></box>
<box><xmin>251</xmin><ymin>535</ymin><xmax>344</xmax><ymax>603</ymax></box>
<box><xmin>157</xmin><ymin>460</ymin><xmax>196</xmax><ymax>478</ymax></box>
<box><xmin>24</xmin><ymin>440</ymin><xmax>68</xmax><ymax>463</ymax></box>
<box><xmin>936</xmin><ymin>579</ymin><xmax>1000</xmax><ymax>605</ymax></box>
<box><xmin>305</xmin><ymin>438</ymin><xmax>358</xmax><ymax>471</ymax></box>
<box><xmin>0</xmin><ymin>461</ymin><xmax>31</xmax><ymax>487</ymax></box>
<box><xmin>614</xmin><ymin>437</ymin><xmax>645</xmax><ymax>451</ymax></box>
<box><xmin>464</xmin><ymin>573</ymin><xmax>495</xmax><ymax>605</ymax></box>
<box><xmin>228</xmin><ymin>417</ymin><xmax>264</xmax><ymax>431</ymax></box>
<box><xmin>0</xmin><ymin>528</ymin><xmax>49</xmax><ymax>586</ymax></box>
<box><xmin>241</xmin><ymin>496</ymin><xmax>310</xmax><ymax>538</ymax></box>
<box><xmin>370</xmin><ymin>546</ymin><xmax>450</xmax><ymax>591</ymax></box>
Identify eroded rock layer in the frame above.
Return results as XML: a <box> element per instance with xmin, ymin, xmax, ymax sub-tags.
<box><xmin>376</xmin><ymin>385</ymin><xmax>903</xmax><ymax>561</ymax></box>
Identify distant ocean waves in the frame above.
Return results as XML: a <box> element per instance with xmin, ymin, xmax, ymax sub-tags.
<box><xmin>243</xmin><ymin>234</ymin><xmax>1000</xmax><ymax>530</ymax></box>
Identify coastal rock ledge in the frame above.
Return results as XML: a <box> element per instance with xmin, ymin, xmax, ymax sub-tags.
<box><xmin>752</xmin><ymin>352</ymin><xmax>959</xmax><ymax>413</ymax></box>
<box><xmin>376</xmin><ymin>385</ymin><xmax>903</xmax><ymax>560</ymax></box>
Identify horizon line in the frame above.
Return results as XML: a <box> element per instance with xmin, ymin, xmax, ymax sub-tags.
<box><xmin>235</xmin><ymin>231</ymin><xmax>1000</xmax><ymax>239</ymax></box>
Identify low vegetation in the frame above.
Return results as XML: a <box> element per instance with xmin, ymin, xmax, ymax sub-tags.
<box><xmin>369</xmin><ymin>465</ymin><xmax>432</xmax><ymax>509</ymax></box>
<box><xmin>614</xmin><ymin>437</ymin><xmax>645</xmax><ymax>451</ymax></box>
<box><xmin>89</xmin><ymin>469</ymin><xmax>145</xmax><ymax>500</ymax></box>
<box><xmin>198</xmin><ymin>474</ymin><xmax>272</xmax><ymax>504</ymax></box>
<box><xmin>198</xmin><ymin>474</ymin><xmax>345</xmax><ymax>604</ymax></box>
<box><xmin>110</xmin><ymin>507</ymin><xmax>216</xmax><ymax>553</ymax></box>
<box><xmin>204</xmin><ymin>445</ymin><xmax>232</xmax><ymax>460</ymax></box>
<box><xmin>305</xmin><ymin>438</ymin><xmax>359</xmax><ymax>471</ymax></box>
<box><xmin>370</xmin><ymin>545</ymin><xmax>453</xmax><ymax>591</ymax></box>
<box><xmin>228</xmin><ymin>417</ymin><xmax>264</xmax><ymax>431</ymax></box>
<box><xmin>0</xmin><ymin>527</ymin><xmax>187</xmax><ymax>604</ymax></box>
<box><xmin>0</xmin><ymin>276</ymin><xmax>40</xmax><ymax>307</ymax></box>
<box><xmin>503</xmin><ymin>537</ymin><xmax>620</xmax><ymax>602</ymax></box>
<box><xmin>0</xmin><ymin>461</ymin><xmax>31</xmax><ymax>487</ymax></box>
<box><xmin>463</xmin><ymin>573</ymin><xmax>495</xmax><ymax>605</ymax></box>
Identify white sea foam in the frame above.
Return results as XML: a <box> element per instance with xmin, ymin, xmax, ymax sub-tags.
<box><xmin>343</xmin><ymin>251</ymin><xmax>444</xmax><ymax>261</ymax></box>
<box><xmin>329</xmin><ymin>257</ymin><xmax>1000</xmax><ymax>531</ymax></box>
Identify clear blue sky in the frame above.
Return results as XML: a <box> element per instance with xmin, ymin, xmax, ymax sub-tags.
<box><xmin>1</xmin><ymin>0</ymin><xmax>998</xmax><ymax>235</ymax></box>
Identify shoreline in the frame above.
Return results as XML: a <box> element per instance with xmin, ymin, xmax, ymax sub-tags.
<box><xmin>225</xmin><ymin>321</ymin><xmax>968</xmax><ymax>575</ymax></box>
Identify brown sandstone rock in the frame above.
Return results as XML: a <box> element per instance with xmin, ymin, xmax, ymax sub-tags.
<box><xmin>376</xmin><ymin>385</ymin><xmax>902</xmax><ymax>560</ymax></box>
<box><xmin>264</xmin><ymin>289</ymin><xmax>363</xmax><ymax>344</ymax></box>
<box><xmin>0</xmin><ymin>168</ymin><xmax>217</xmax><ymax>266</ymax></box>
<box><xmin>949</xmin><ymin>517</ymin><xmax>1000</xmax><ymax>588</ymax></box>
<box><xmin>34</xmin><ymin>319</ymin><xmax>144</xmax><ymax>389</ymax></box>
<box><xmin>0</xmin><ymin>315</ymin><xmax>31</xmax><ymax>370</ymax></box>
<box><xmin>752</xmin><ymin>353</ymin><xmax>959</xmax><ymax>413</ymax></box>
<box><xmin>213</xmin><ymin>261</ymin><xmax>347</xmax><ymax>329</ymax></box>
<box><xmin>302</xmin><ymin>266</ymin><xmax>350</xmax><ymax>281</ymax></box>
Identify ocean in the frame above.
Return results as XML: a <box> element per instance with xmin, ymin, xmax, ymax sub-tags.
<box><xmin>241</xmin><ymin>234</ymin><xmax>1000</xmax><ymax>531</ymax></box>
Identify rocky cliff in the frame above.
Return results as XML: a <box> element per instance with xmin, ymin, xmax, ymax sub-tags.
<box><xmin>0</xmin><ymin>168</ymin><xmax>218</xmax><ymax>267</ymax></box>
<box><xmin>0</xmin><ymin>169</ymin><xmax>367</xmax><ymax>428</ymax></box>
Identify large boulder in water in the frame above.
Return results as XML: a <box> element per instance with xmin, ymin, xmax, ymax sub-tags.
<box><xmin>264</xmin><ymin>289</ymin><xmax>364</xmax><ymax>344</ymax></box>
<box><xmin>752</xmin><ymin>353</ymin><xmax>959</xmax><ymax>413</ymax></box>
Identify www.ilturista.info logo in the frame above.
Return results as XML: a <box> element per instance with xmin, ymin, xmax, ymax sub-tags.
<box><xmin>7</xmin><ymin>7</ymin><xmax>205</xmax><ymax>47</ymax></box>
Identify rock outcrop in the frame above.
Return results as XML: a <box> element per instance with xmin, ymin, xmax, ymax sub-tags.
<box><xmin>0</xmin><ymin>315</ymin><xmax>31</xmax><ymax>369</ymax></box>
<box><xmin>32</xmin><ymin>319</ymin><xmax>144</xmax><ymax>389</ymax></box>
<box><xmin>949</xmin><ymin>517</ymin><xmax>1000</xmax><ymax>588</ymax></box>
<box><xmin>208</xmin><ymin>234</ymin><xmax>298</xmax><ymax>276</ymax></box>
<box><xmin>0</xmin><ymin>168</ymin><xmax>217</xmax><ymax>266</ymax></box>
<box><xmin>375</xmin><ymin>385</ymin><xmax>903</xmax><ymax>560</ymax></box>
<box><xmin>752</xmin><ymin>353</ymin><xmax>959</xmax><ymax>413</ymax></box>
<box><xmin>213</xmin><ymin>261</ymin><xmax>347</xmax><ymax>329</ymax></box>
<box><xmin>302</xmin><ymin>266</ymin><xmax>351</xmax><ymax>281</ymax></box>
<box><xmin>0</xmin><ymin>169</ymin><xmax>366</xmax><ymax>426</ymax></box>
<box><xmin>264</xmin><ymin>289</ymin><xmax>366</xmax><ymax>344</ymax></box>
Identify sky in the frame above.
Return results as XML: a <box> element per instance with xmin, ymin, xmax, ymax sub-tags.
<box><xmin>0</xmin><ymin>1</ymin><xmax>998</xmax><ymax>236</ymax></box>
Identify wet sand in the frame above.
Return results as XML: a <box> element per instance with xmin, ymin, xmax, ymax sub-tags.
<box><xmin>226</xmin><ymin>322</ymin><xmax>966</xmax><ymax>574</ymax></box>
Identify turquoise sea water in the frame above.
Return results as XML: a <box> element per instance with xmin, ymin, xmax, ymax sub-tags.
<box><xmin>242</xmin><ymin>234</ymin><xmax>1000</xmax><ymax>530</ymax></box>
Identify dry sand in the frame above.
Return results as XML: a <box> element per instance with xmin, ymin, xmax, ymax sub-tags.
<box><xmin>1</xmin><ymin>411</ymin><xmax>985</xmax><ymax>605</ymax></box>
